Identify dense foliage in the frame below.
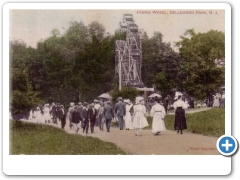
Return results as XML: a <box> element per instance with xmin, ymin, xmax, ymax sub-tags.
<box><xmin>110</xmin><ymin>86</ymin><xmax>140</xmax><ymax>103</ymax></box>
<box><xmin>176</xmin><ymin>29</ymin><xmax>225</xmax><ymax>100</ymax></box>
<box><xmin>10</xmin><ymin>20</ymin><xmax>225</xmax><ymax>118</ymax></box>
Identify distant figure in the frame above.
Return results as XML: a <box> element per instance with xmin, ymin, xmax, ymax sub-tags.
<box><xmin>98</xmin><ymin>102</ymin><xmax>105</xmax><ymax>131</ymax></box>
<box><xmin>197</xmin><ymin>101</ymin><xmax>202</xmax><ymax>108</ymax></box>
<box><xmin>77</xmin><ymin>102</ymin><xmax>83</xmax><ymax>128</ymax></box>
<box><xmin>59</xmin><ymin>105</ymin><xmax>66</xmax><ymax>129</ymax></box>
<box><xmin>28</xmin><ymin>108</ymin><xmax>33</xmax><ymax>121</ymax></box>
<box><xmin>220</xmin><ymin>93</ymin><xmax>225</xmax><ymax>108</ymax></box>
<box><xmin>43</xmin><ymin>103</ymin><xmax>51</xmax><ymax>123</ymax></box>
<box><xmin>163</xmin><ymin>95</ymin><xmax>170</xmax><ymax>114</ymax></box>
<box><xmin>173</xmin><ymin>93</ymin><xmax>188</xmax><ymax>134</ymax></box>
<box><xmin>71</xmin><ymin>106</ymin><xmax>81</xmax><ymax>134</ymax></box>
<box><xmin>94</xmin><ymin>99</ymin><xmax>101</xmax><ymax>127</ymax></box>
<box><xmin>88</xmin><ymin>103</ymin><xmax>97</xmax><ymax>133</ymax></box>
<box><xmin>132</xmin><ymin>97</ymin><xmax>149</xmax><ymax>136</ymax></box>
<box><xmin>103</xmin><ymin>100</ymin><xmax>115</xmax><ymax>132</ymax></box>
<box><xmin>150</xmin><ymin>97</ymin><xmax>166</xmax><ymax>135</ymax></box>
<box><xmin>189</xmin><ymin>98</ymin><xmax>194</xmax><ymax>109</ymax></box>
<box><xmin>212</xmin><ymin>95</ymin><xmax>220</xmax><ymax>107</ymax></box>
<box><xmin>34</xmin><ymin>106</ymin><xmax>43</xmax><ymax>123</ymax></box>
<box><xmin>202</xmin><ymin>102</ymin><xmax>207</xmax><ymax>107</ymax></box>
<box><xmin>115</xmin><ymin>97</ymin><xmax>126</xmax><ymax>130</ymax></box>
<box><xmin>124</xmin><ymin>99</ymin><xmax>133</xmax><ymax>130</ymax></box>
<box><xmin>82</xmin><ymin>102</ymin><xmax>89</xmax><ymax>134</ymax></box>
<box><xmin>50</xmin><ymin>103</ymin><xmax>58</xmax><ymax>125</ymax></box>
<box><xmin>9</xmin><ymin>111</ymin><xmax>13</xmax><ymax>120</ymax></box>
<box><xmin>66</xmin><ymin>102</ymin><xmax>75</xmax><ymax>129</ymax></box>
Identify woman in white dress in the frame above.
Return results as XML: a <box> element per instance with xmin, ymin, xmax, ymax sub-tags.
<box><xmin>43</xmin><ymin>103</ymin><xmax>51</xmax><ymax>123</ymax></box>
<box><xmin>124</xmin><ymin>99</ymin><xmax>133</xmax><ymax>130</ymax></box>
<box><xmin>132</xmin><ymin>97</ymin><xmax>149</xmax><ymax>136</ymax></box>
<box><xmin>212</xmin><ymin>95</ymin><xmax>220</xmax><ymax>107</ymax></box>
<box><xmin>66</xmin><ymin>102</ymin><xmax>75</xmax><ymax>129</ymax></box>
<box><xmin>34</xmin><ymin>106</ymin><xmax>44</xmax><ymax>123</ymax></box>
<box><xmin>150</xmin><ymin>97</ymin><xmax>166</xmax><ymax>135</ymax></box>
<box><xmin>28</xmin><ymin>109</ymin><xmax>33</xmax><ymax>121</ymax></box>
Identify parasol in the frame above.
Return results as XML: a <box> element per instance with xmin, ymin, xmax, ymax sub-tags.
<box><xmin>98</xmin><ymin>93</ymin><xmax>112</xmax><ymax>99</ymax></box>
<box><xmin>148</xmin><ymin>93</ymin><xmax>162</xmax><ymax>98</ymax></box>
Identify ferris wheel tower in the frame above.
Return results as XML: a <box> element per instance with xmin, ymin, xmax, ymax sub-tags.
<box><xmin>115</xmin><ymin>14</ymin><xmax>144</xmax><ymax>90</ymax></box>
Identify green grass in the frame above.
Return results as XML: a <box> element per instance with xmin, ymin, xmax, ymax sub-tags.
<box><xmin>145</xmin><ymin>108</ymin><xmax>225</xmax><ymax>137</ymax></box>
<box><xmin>10</xmin><ymin>120</ymin><xmax>126</xmax><ymax>155</ymax></box>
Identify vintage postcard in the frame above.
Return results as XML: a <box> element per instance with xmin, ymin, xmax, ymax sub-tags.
<box><xmin>3</xmin><ymin>2</ymin><xmax>232</xmax><ymax>175</ymax></box>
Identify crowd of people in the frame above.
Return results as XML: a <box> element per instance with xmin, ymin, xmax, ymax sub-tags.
<box><xmin>27</xmin><ymin>91</ymin><xmax>193</xmax><ymax>136</ymax></box>
<box><xmin>26</xmin><ymin>89</ymin><xmax>225</xmax><ymax>137</ymax></box>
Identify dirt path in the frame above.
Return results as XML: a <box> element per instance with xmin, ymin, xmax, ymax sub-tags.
<box><xmin>67</xmin><ymin>127</ymin><xmax>219</xmax><ymax>155</ymax></box>
<box><xmin>25</xmin><ymin>107</ymin><xmax>220</xmax><ymax>155</ymax></box>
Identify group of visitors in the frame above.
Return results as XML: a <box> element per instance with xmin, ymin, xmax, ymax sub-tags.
<box><xmin>27</xmin><ymin>91</ymin><xmax>189</xmax><ymax>136</ymax></box>
<box><xmin>212</xmin><ymin>92</ymin><xmax>225</xmax><ymax>108</ymax></box>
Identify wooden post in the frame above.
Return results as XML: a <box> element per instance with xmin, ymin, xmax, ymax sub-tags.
<box><xmin>136</xmin><ymin>87</ymin><xmax>154</xmax><ymax>105</ymax></box>
<box><xmin>144</xmin><ymin>90</ymin><xmax>147</xmax><ymax>105</ymax></box>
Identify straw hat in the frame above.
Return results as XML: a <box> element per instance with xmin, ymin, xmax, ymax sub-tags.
<box><xmin>124</xmin><ymin>99</ymin><xmax>131</xmax><ymax>104</ymax></box>
<box><xmin>135</xmin><ymin>97</ymin><xmax>144</xmax><ymax>104</ymax></box>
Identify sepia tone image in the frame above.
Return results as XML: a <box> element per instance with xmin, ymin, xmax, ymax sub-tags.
<box><xmin>9</xmin><ymin>8</ymin><xmax>225</xmax><ymax>155</ymax></box>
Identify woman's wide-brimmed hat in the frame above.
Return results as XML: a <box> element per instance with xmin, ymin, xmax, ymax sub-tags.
<box><xmin>124</xmin><ymin>99</ymin><xmax>131</xmax><ymax>104</ymax></box>
<box><xmin>174</xmin><ymin>91</ymin><xmax>183</xmax><ymax>100</ymax></box>
<box><xmin>135</xmin><ymin>96</ymin><xmax>144</xmax><ymax>104</ymax></box>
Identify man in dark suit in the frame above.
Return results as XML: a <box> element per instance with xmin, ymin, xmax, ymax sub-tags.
<box><xmin>77</xmin><ymin>102</ymin><xmax>83</xmax><ymax>127</ymax></box>
<box><xmin>104</xmin><ymin>100</ymin><xmax>114</xmax><ymax>132</ymax></box>
<box><xmin>81</xmin><ymin>102</ymin><xmax>89</xmax><ymax>134</ymax></box>
<box><xmin>88</xmin><ymin>103</ymin><xmax>97</xmax><ymax>133</ymax></box>
<box><xmin>50</xmin><ymin>102</ymin><xmax>58</xmax><ymax>124</ymax></box>
<box><xmin>58</xmin><ymin>105</ymin><xmax>66</xmax><ymax>129</ymax></box>
<box><xmin>114</xmin><ymin>97</ymin><xmax>126</xmax><ymax>130</ymax></box>
<box><xmin>71</xmin><ymin>106</ymin><xmax>81</xmax><ymax>134</ymax></box>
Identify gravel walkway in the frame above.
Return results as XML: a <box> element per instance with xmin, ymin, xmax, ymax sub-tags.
<box><xmin>24</xmin><ymin>107</ymin><xmax>220</xmax><ymax>155</ymax></box>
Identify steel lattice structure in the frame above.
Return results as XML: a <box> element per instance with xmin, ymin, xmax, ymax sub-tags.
<box><xmin>115</xmin><ymin>14</ymin><xmax>144</xmax><ymax>89</ymax></box>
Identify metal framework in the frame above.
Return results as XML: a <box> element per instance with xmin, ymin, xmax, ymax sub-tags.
<box><xmin>115</xmin><ymin>14</ymin><xmax>143</xmax><ymax>90</ymax></box>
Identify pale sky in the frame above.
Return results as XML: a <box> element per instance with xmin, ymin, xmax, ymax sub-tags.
<box><xmin>9</xmin><ymin>9</ymin><xmax>225</xmax><ymax>48</ymax></box>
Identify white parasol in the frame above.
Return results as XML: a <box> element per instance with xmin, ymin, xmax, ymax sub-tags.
<box><xmin>148</xmin><ymin>93</ymin><xmax>162</xmax><ymax>98</ymax></box>
<box><xmin>98</xmin><ymin>93</ymin><xmax>112</xmax><ymax>99</ymax></box>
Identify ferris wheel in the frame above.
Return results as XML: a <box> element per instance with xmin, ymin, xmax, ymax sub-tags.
<box><xmin>115</xmin><ymin>14</ymin><xmax>144</xmax><ymax>90</ymax></box>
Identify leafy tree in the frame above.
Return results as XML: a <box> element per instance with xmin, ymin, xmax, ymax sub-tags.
<box><xmin>141</xmin><ymin>32</ymin><xmax>182</xmax><ymax>97</ymax></box>
<box><xmin>110</xmin><ymin>86</ymin><xmax>140</xmax><ymax>103</ymax></box>
<box><xmin>10</xmin><ymin>41</ymin><xmax>42</xmax><ymax>119</ymax></box>
<box><xmin>176</xmin><ymin>29</ymin><xmax>225</xmax><ymax>100</ymax></box>
<box><xmin>10</xmin><ymin>68</ymin><xmax>43</xmax><ymax>119</ymax></box>
<box><xmin>74</xmin><ymin>21</ymin><xmax>115</xmax><ymax>101</ymax></box>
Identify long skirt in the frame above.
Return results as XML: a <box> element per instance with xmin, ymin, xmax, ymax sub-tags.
<box><xmin>152</xmin><ymin>113</ymin><xmax>166</xmax><ymax>133</ymax></box>
<box><xmin>133</xmin><ymin>112</ymin><xmax>149</xmax><ymax>129</ymax></box>
<box><xmin>124</xmin><ymin>112</ymin><xmax>133</xmax><ymax>129</ymax></box>
<box><xmin>174</xmin><ymin>107</ymin><xmax>187</xmax><ymax>130</ymax></box>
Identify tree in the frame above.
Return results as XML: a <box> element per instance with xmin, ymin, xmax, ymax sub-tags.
<box><xmin>10</xmin><ymin>41</ymin><xmax>43</xmax><ymax>119</ymax></box>
<box><xmin>141</xmin><ymin>32</ymin><xmax>182</xmax><ymax>97</ymax></box>
<box><xmin>110</xmin><ymin>86</ymin><xmax>140</xmax><ymax>103</ymax></box>
<box><xmin>176</xmin><ymin>29</ymin><xmax>225</xmax><ymax>100</ymax></box>
<box><xmin>73</xmin><ymin>21</ymin><xmax>115</xmax><ymax>101</ymax></box>
<box><xmin>10</xmin><ymin>68</ymin><xmax>43</xmax><ymax>119</ymax></box>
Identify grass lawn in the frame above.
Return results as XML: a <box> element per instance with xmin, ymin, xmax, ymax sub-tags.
<box><xmin>10</xmin><ymin>120</ymin><xmax>126</xmax><ymax>155</ymax></box>
<box><xmin>145</xmin><ymin>108</ymin><xmax>225</xmax><ymax>137</ymax></box>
